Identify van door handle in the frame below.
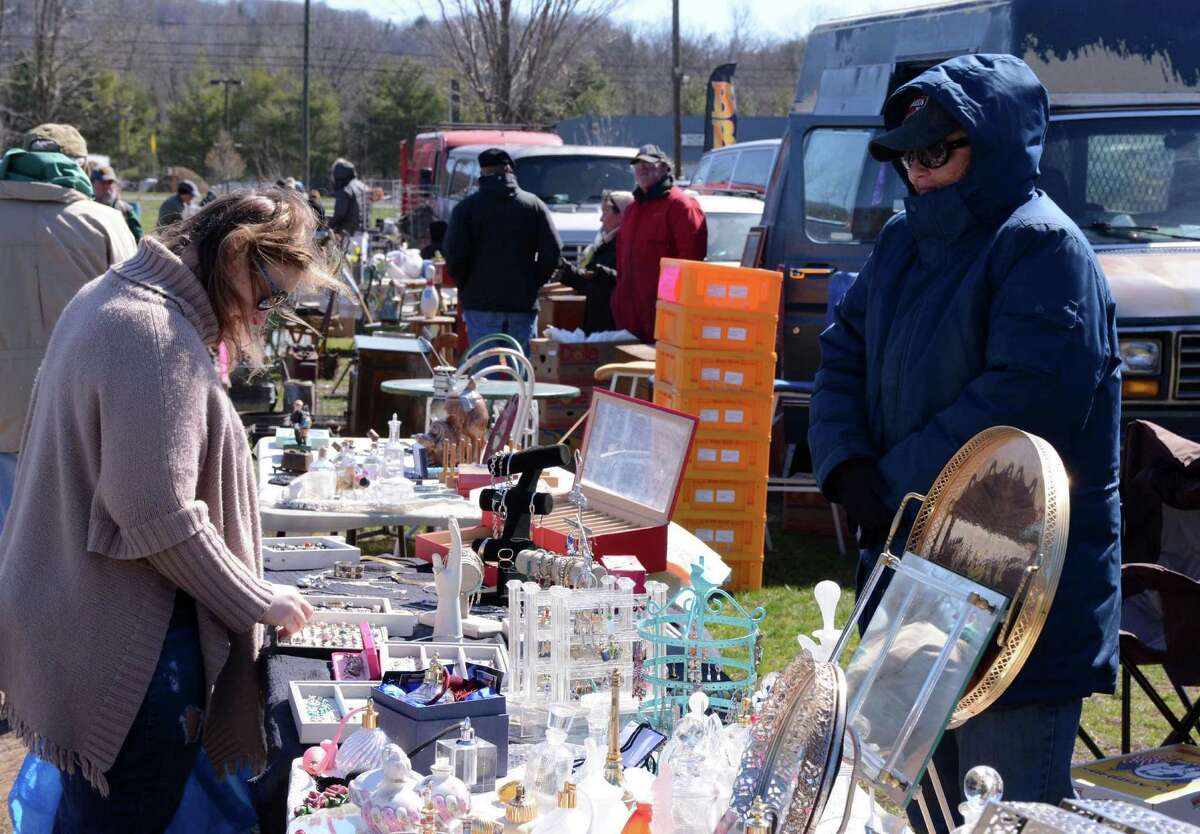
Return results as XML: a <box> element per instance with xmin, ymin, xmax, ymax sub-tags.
<box><xmin>788</xmin><ymin>265</ymin><xmax>835</xmax><ymax>280</ymax></box>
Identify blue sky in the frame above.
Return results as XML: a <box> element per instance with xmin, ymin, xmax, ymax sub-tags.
<box><xmin>308</xmin><ymin>0</ymin><xmax>928</xmax><ymax>39</ymax></box>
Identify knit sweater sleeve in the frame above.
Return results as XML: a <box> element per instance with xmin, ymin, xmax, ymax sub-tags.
<box><xmin>85</xmin><ymin>302</ymin><xmax>274</xmax><ymax>633</ymax></box>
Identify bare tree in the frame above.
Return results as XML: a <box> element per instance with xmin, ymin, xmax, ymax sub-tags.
<box><xmin>205</xmin><ymin>130</ymin><xmax>245</xmax><ymax>185</ymax></box>
<box><xmin>434</xmin><ymin>0</ymin><xmax>621</xmax><ymax>124</ymax></box>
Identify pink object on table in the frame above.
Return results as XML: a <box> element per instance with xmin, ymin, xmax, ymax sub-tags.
<box><xmin>600</xmin><ymin>555</ymin><xmax>647</xmax><ymax>593</ymax></box>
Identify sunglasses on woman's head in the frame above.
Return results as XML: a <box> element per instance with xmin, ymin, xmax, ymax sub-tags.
<box><xmin>252</xmin><ymin>255</ymin><xmax>291</xmax><ymax>311</ymax></box>
<box><xmin>902</xmin><ymin>137</ymin><xmax>970</xmax><ymax>171</ymax></box>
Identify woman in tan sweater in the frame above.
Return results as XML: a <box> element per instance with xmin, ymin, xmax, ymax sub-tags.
<box><xmin>0</xmin><ymin>189</ymin><xmax>335</xmax><ymax>831</ymax></box>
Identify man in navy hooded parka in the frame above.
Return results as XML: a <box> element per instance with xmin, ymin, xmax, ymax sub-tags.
<box><xmin>809</xmin><ymin>54</ymin><xmax>1122</xmax><ymax>814</ymax></box>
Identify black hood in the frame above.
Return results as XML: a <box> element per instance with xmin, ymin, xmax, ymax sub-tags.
<box><xmin>479</xmin><ymin>172</ymin><xmax>518</xmax><ymax>198</ymax></box>
<box><xmin>332</xmin><ymin>160</ymin><xmax>357</xmax><ymax>188</ymax></box>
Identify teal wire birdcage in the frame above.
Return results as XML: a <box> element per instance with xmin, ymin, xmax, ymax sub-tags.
<box><xmin>637</xmin><ymin>559</ymin><xmax>766</xmax><ymax>731</ymax></box>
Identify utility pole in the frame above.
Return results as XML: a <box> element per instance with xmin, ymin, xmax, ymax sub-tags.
<box><xmin>302</xmin><ymin>0</ymin><xmax>311</xmax><ymax>189</ymax></box>
<box><xmin>210</xmin><ymin>78</ymin><xmax>243</xmax><ymax>135</ymax></box>
<box><xmin>671</xmin><ymin>0</ymin><xmax>682</xmax><ymax>179</ymax></box>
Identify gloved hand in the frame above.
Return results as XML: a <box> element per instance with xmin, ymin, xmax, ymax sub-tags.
<box><xmin>826</xmin><ymin>458</ymin><xmax>895</xmax><ymax>549</ymax></box>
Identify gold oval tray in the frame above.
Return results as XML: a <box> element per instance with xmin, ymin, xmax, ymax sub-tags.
<box><xmin>904</xmin><ymin>426</ymin><xmax>1070</xmax><ymax>725</ymax></box>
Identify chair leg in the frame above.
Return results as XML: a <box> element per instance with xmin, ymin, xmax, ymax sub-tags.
<box><xmin>1126</xmin><ymin>661</ymin><xmax>1198</xmax><ymax>746</ymax></box>
<box><xmin>1165</xmin><ymin>692</ymin><xmax>1200</xmax><ymax>747</ymax></box>
<box><xmin>831</xmin><ymin>503</ymin><xmax>847</xmax><ymax>555</ymax></box>
<box><xmin>1077</xmin><ymin>725</ymin><xmax>1105</xmax><ymax>760</ymax></box>
<box><xmin>1121</xmin><ymin>663</ymin><xmax>1131</xmax><ymax>755</ymax></box>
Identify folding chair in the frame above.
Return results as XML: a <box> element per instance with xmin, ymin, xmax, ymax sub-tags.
<box><xmin>1115</xmin><ymin>562</ymin><xmax>1200</xmax><ymax>752</ymax></box>
<box><xmin>594</xmin><ymin>361</ymin><xmax>654</xmax><ymax>400</ymax></box>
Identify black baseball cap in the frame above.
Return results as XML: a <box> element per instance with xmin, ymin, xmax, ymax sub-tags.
<box><xmin>631</xmin><ymin>144</ymin><xmax>670</xmax><ymax>166</ymax></box>
<box><xmin>177</xmin><ymin>179</ymin><xmax>197</xmax><ymax>196</ymax></box>
<box><xmin>868</xmin><ymin>94</ymin><xmax>963</xmax><ymax>161</ymax></box>
<box><xmin>478</xmin><ymin>148</ymin><xmax>514</xmax><ymax>168</ymax></box>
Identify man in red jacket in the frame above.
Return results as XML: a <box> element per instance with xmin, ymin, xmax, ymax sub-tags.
<box><xmin>612</xmin><ymin>145</ymin><xmax>707</xmax><ymax>342</ymax></box>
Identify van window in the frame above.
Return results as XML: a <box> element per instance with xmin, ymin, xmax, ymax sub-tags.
<box><xmin>1041</xmin><ymin>116</ymin><xmax>1200</xmax><ymax>243</ymax></box>
<box><xmin>513</xmin><ymin>156</ymin><xmax>631</xmax><ymax>205</ymax></box>
<box><xmin>731</xmin><ymin>149</ymin><xmax>775</xmax><ymax>191</ymax></box>
<box><xmin>691</xmin><ymin>155</ymin><xmax>714</xmax><ymax>185</ymax></box>
<box><xmin>803</xmin><ymin>128</ymin><xmax>905</xmax><ymax>243</ymax></box>
<box><xmin>448</xmin><ymin>159</ymin><xmax>474</xmax><ymax>198</ymax></box>
<box><xmin>704</xmin><ymin>151</ymin><xmax>738</xmax><ymax>189</ymax></box>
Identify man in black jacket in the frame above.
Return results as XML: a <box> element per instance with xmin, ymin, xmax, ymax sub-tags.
<box><xmin>443</xmin><ymin>148</ymin><xmax>562</xmax><ymax>356</ymax></box>
<box><xmin>330</xmin><ymin>158</ymin><xmax>370</xmax><ymax>240</ymax></box>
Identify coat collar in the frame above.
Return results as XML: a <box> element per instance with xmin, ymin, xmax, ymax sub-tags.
<box><xmin>112</xmin><ymin>237</ymin><xmax>221</xmax><ymax>347</ymax></box>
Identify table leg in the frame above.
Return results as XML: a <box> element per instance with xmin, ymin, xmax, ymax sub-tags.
<box><xmin>346</xmin><ymin>529</ymin><xmax>358</xmax><ymax>546</ymax></box>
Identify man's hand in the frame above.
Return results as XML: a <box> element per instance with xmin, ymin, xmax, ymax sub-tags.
<box><xmin>263</xmin><ymin>584</ymin><xmax>314</xmax><ymax>639</ymax></box>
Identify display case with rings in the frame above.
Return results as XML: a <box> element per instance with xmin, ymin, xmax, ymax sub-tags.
<box><xmin>719</xmin><ymin>427</ymin><xmax>1070</xmax><ymax>834</ymax></box>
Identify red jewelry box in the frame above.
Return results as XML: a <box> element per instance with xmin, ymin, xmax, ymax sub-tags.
<box><xmin>525</xmin><ymin>389</ymin><xmax>698</xmax><ymax>573</ymax></box>
<box><xmin>417</xmin><ymin>390</ymin><xmax>697</xmax><ymax>574</ymax></box>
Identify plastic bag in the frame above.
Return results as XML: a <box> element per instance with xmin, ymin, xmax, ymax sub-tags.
<box><xmin>8</xmin><ymin>751</ymin><xmax>257</xmax><ymax>834</ymax></box>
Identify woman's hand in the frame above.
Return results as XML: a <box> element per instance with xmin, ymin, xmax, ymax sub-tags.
<box><xmin>263</xmin><ymin>584</ymin><xmax>314</xmax><ymax>638</ymax></box>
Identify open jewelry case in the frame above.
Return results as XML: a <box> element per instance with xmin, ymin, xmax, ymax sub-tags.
<box><xmin>289</xmin><ymin>681</ymin><xmax>380</xmax><ymax>744</ymax></box>
<box><xmin>305</xmin><ymin>607</ymin><xmax>417</xmax><ymax>639</ymax></box>
<box><xmin>262</xmin><ymin>536</ymin><xmax>361</xmax><ymax>570</ymax></box>
<box><xmin>303</xmin><ymin>594</ymin><xmax>394</xmax><ymax>614</ymax></box>
<box><xmin>510</xmin><ymin>389</ymin><xmax>698</xmax><ymax>573</ymax></box>
<box><xmin>719</xmin><ymin>427</ymin><xmax>1070</xmax><ymax>834</ymax></box>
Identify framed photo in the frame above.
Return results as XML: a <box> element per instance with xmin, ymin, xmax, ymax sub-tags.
<box><xmin>741</xmin><ymin>225</ymin><xmax>767</xmax><ymax>268</ymax></box>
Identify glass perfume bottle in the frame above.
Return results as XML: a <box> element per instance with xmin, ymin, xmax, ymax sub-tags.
<box><xmin>531</xmin><ymin>782</ymin><xmax>589</xmax><ymax>834</ymax></box>
<box><xmin>522</xmin><ymin>727</ymin><xmax>574</xmax><ymax>812</ymax></box>
<box><xmin>384</xmin><ymin>412</ymin><xmax>406</xmax><ymax>478</ymax></box>
<box><xmin>309</xmin><ymin>447</ymin><xmax>335</xmax><ymax>499</ymax></box>
<box><xmin>362</xmin><ymin>441</ymin><xmax>385</xmax><ymax>487</ymax></box>
<box><xmin>405</xmin><ymin>654</ymin><xmax>448</xmax><ymax>705</ymax></box>
<box><xmin>334</xmin><ymin>440</ymin><xmax>357</xmax><ymax>494</ymax></box>
<box><xmin>502</xmin><ymin>785</ymin><xmax>538</xmax><ymax>834</ymax></box>
<box><xmin>435</xmin><ymin>717</ymin><xmax>498</xmax><ymax>794</ymax></box>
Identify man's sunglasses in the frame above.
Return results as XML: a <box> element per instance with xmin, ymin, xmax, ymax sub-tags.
<box><xmin>253</xmin><ymin>255</ymin><xmax>291</xmax><ymax>311</ymax></box>
<box><xmin>902</xmin><ymin>137</ymin><xmax>970</xmax><ymax>171</ymax></box>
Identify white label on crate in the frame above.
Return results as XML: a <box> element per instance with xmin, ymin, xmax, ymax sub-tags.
<box><xmin>694</xmin><ymin>489</ymin><xmax>715</xmax><ymax>503</ymax></box>
<box><xmin>700</xmin><ymin>408</ymin><xmax>719</xmax><ymax>422</ymax></box>
<box><xmin>724</xmin><ymin>371</ymin><xmax>745</xmax><ymax>386</ymax></box>
<box><xmin>702</xmin><ymin>325</ymin><xmax>721</xmax><ymax>340</ymax></box>
<box><xmin>728</xmin><ymin>326</ymin><xmax>748</xmax><ymax>341</ymax></box>
<box><xmin>708</xmin><ymin>284</ymin><xmax>728</xmax><ymax>299</ymax></box>
<box><xmin>695</xmin><ymin>528</ymin><xmax>715</xmax><ymax>542</ymax></box>
<box><xmin>725</xmin><ymin>409</ymin><xmax>745</xmax><ymax>423</ymax></box>
<box><xmin>701</xmin><ymin>367</ymin><xmax>721</xmax><ymax>382</ymax></box>
<box><xmin>720</xmin><ymin>449</ymin><xmax>741</xmax><ymax>463</ymax></box>
<box><xmin>698</xmin><ymin>448</ymin><xmax>718</xmax><ymax>462</ymax></box>
<box><xmin>717</xmin><ymin>490</ymin><xmax>736</xmax><ymax>503</ymax></box>
<box><xmin>715</xmin><ymin>529</ymin><xmax>735</xmax><ymax>543</ymax></box>
<box><xmin>730</xmin><ymin>286</ymin><xmax>749</xmax><ymax>300</ymax></box>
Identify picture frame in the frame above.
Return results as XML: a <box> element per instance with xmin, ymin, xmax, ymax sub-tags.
<box><xmin>741</xmin><ymin>224</ymin><xmax>767</xmax><ymax>268</ymax></box>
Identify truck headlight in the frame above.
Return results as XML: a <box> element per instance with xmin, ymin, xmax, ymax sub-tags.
<box><xmin>1119</xmin><ymin>339</ymin><xmax>1162</xmax><ymax>376</ymax></box>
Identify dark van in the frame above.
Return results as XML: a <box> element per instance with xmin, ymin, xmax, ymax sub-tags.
<box><xmin>756</xmin><ymin>0</ymin><xmax>1200</xmax><ymax>439</ymax></box>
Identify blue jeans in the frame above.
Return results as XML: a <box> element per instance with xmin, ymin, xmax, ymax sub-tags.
<box><xmin>907</xmin><ymin>699</ymin><xmax>1083</xmax><ymax>834</ymax></box>
<box><xmin>0</xmin><ymin>451</ymin><xmax>16</xmax><ymax>535</ymax></box>
<box><xmin>462</xmin><ymin>310</ymin><xmax>537</xmax><ymax>360</ymax></box>
<box><xmin>53</xmin><ymin>593</ymin><xmax>205</xmax><ymax>834</ymax></box>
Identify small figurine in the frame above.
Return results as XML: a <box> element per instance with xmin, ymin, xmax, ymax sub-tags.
<box><xmin>290</xmin><ymin>399</ymin><xmax>313</xmax><ymax>448</ymax></box>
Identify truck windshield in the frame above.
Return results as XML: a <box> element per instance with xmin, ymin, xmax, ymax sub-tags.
<box><xmin>513</xmin><ymin>156</ymin><xmax>633</xmax><ymax>206</ymax></box>
<box><xmin>1042</xmin><ymin>116</ymin><xmax>1200</xmax><ymax>243</ymax></box>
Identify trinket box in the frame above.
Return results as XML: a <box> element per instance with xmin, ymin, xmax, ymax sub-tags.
<box><xmin>487</xmin><ymin>389</ymin><xmax>697</xmax><ymax>573</ymax></box>
<box><xmin>289</xmin><ymin>681</ymin><xmax>380</xmax><ymax>744</ymax></box>
<box><xmin>1073</xmin><ymin>744</ymin><xmax>1200</xmax><ymax>826</ymax></box>
<box><xmin>263</xmin><ymin>536</ymin><xmax>361</xmax><ymax>570</ymax></box>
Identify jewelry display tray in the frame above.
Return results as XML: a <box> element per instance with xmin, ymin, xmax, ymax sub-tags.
<box><xmin>380</xmin><ymin>641</ymin><xmax>510</xmax><ymax>682</ymax></box>
<box><xmin>288</xmin><ymin>680</ymin><xmax>379</xmax><ymax>744</ymax></box>
<box><xmin>262</xmin><ymin>536</ymin><xmax>362</xmax><ymax>570</ymax></box>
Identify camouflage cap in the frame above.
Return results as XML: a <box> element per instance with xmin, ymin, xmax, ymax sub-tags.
<box><xmin>91</xmin><ymin>165</ymin><xmax>117</xmax><ymax>182</ymax></box>
<box><xmin>23</xmin><ymin>123</ymin><xmax>88</xmax><ymax>158</ymax></box>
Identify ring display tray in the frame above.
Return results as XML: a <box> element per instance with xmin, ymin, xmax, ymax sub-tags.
<box><xmin>263</xmin><ymin>536</ymin><xmax>361</xmax><ymax>570</ymax></box>
<box><xmin>380</xmin><ymin>641</ymin><xmax>510</xmax><ymax>682</ymax></box>
<box><xmin>289</xmin><ymin>681</ymin><xmax>379</xmax><ymax>744</ymax></box>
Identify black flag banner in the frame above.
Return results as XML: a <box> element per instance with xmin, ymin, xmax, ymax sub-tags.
<box><xmin>704</xmin><ymin>62</ymin><xmax>738</xmax><ymax>152</ymax></box>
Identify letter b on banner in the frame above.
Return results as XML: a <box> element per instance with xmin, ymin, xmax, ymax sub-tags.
<box><xmin>703</xmin><ymin>63</ymin><xmax>738</xmax><ymax>152</ymax></box>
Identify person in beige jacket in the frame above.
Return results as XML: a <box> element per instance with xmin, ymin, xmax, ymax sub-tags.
<box><xmin>0</xmin><ymin>123</ymin><xmax>136</xmax><ymax>533</ymax></box>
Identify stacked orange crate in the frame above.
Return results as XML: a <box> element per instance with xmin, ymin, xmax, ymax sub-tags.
<box><xmin>652</xmin><ymin>258</ymin><xmax>782</xmax><ymax>590</ymax></box>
